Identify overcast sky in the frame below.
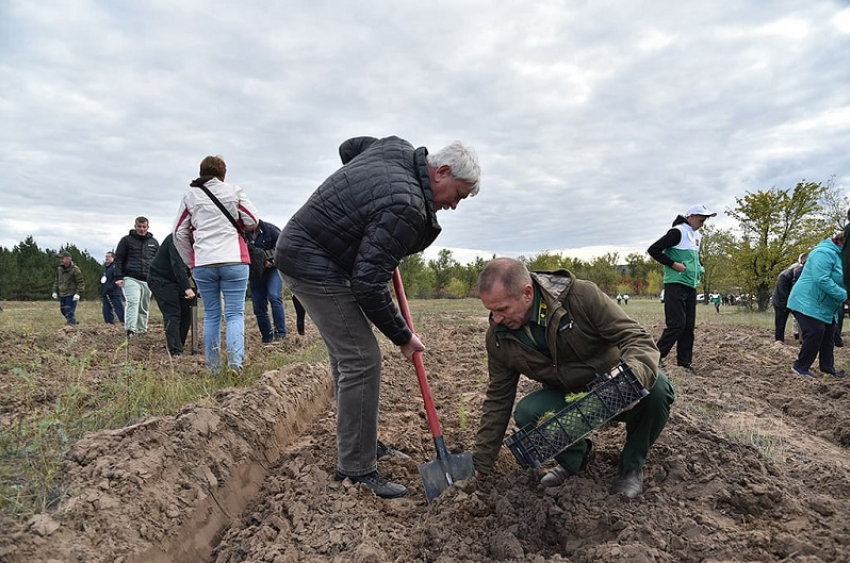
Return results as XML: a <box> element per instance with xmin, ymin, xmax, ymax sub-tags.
<box><xmin>2</xmin><ymin>1</ymin><xmax>849</xmax><ymax>265</ymax></box>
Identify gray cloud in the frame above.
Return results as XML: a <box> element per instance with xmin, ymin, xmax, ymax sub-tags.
<box><xmin>2</xmin><ymin>0</ymin><xmax>848</xmax><ymax>264</ymax></box>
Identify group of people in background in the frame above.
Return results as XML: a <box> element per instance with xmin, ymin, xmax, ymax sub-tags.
<box><xmin>53</xmin><ymin>158</ymin><xmax>307</xmax><ymax>371</ymax></box>
<box><xmin>648</xmin><ymin>201</ymin><xmax>849</xmax><ymax>380</ymax></box>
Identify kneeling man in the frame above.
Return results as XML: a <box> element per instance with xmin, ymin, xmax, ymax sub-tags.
<box><xmin>472</xmin><ymin>258</ymin><xmax>674</xmax><ymax>498</ymax></box>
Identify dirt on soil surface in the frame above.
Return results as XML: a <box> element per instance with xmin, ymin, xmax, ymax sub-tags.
<box><xmin>3</xmin><ymin>310</ymin><xmax>850</xmax><ymax>563</ymax></box>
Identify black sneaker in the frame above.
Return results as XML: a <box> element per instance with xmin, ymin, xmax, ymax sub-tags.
<box><xmin>126</xmin><ymin>330</ymin><xmax>135</xmax><ymax>340</ymax></box>
<box><xmin>335</xmin><ymin>470</ymin><xmax>407</xmax><ymax>498</ymax></box>
<box><xmin>377</xmin><ymin>440</ymin><xmax>410</xmax><ymax>459</ymax></box>
<box><xmin>792</xmin><ymin>365</ymin><xmax>817</xmax><ymax>378</ymax></box>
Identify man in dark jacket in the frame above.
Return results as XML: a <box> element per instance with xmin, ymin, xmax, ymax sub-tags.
<box><xmin>473</xmin><ymin>258</ymin><xmax>674</xmax><ymax>498</ymax></box>
<box><xmin>772</xmin><ymin>253</ymin><xmax>807</xmax><ymax>343</ymax></box>
<box><xmin>275</xmin><ymin>136</ymin><xmax>481</xmax><ymax>498</ymax></box>
<box><xmin>248</xmin><ymin>219</ymin><xmax>287</xmax><ymax>343</ymax></box>
<box><xmin>52</xmin><ymin>251</ymin><xmax>85</xmax><ymax>325</ymax></box>
<box><xmin>114</xmin><ymin>217</ymin><xmax>159</xmax><ymax>338</ymax></box>
<box><xmin>100</xmin><ymin>251</ymin><xmax>125</xmax><ymax>324</ymax></box>
<box><xmin>148</xmin><ymin>234</ymin><xmax>195</xmax><ymax>356</ymax></box>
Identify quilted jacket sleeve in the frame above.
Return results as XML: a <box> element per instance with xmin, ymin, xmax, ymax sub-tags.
<box><xmin>276</xmin><ymin>137</ymin><xmax>438</xmax><ymax>346</ymax></box>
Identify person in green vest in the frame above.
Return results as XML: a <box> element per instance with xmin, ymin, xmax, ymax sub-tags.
<box><xmin>648</xmin><ymin>204</ymin><xmax>716</xmax><ymax>369</ymax></box>
<box><xmin>710</xmin><ymin>293</ymin><xmax>721</xmax><ymax>313</ymax></box>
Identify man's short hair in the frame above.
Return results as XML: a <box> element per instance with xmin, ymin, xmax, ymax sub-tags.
<box><xmin>199</xmin><ymin>155</ymin><xmax>227</xmax><ymax>180</ymax></box>
<box><xmin>134</xmin><ymin>216</ymin><xmax>149</xmax><ymax>226</ymax></box>
<box><xmin>478</xmin><ymin>257</ymin><xmax>531</xmax><ymax>297</ymax></box>
<box><xmin>426</xmin><ymin>141</ymin><xmax>481</xmax><ymax>196</ymax></box>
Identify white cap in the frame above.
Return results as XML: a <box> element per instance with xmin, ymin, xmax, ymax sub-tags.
<box><xmin>685</xmin><ymin>204</ymin><xmax>717</xmax><ymax>217</ymax></box>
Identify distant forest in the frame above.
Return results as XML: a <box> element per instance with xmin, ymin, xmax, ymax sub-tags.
<box><xmin>0</xmin><ymin>235</ymin><xmax>653</xmax><ymax>303</ymax></box>
<box><xmin>0</xmin><ymin>236</ymin><xmax>108</xmax><ymax>302</ymax></box>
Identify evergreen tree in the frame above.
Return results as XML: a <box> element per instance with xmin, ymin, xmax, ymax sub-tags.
<box><xmin>15</xmin><ymin>236</ymin><xmax>54</xmax><ymax>300</ymax></box>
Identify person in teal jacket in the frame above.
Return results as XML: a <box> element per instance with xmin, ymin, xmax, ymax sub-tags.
<box><xmin>647</xmin><ymin>204</ymin><xmax>716</xmax><ymax>369</ymax></box>
<box><xmin>787</xmin><ymin>233</ymin><xmax>847</xmax><ymax>378</ymax></box>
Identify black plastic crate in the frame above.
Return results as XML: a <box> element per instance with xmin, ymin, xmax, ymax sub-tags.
<box><xmin>505</xmin><ymin>362</ymin><xmax>650</xmax><ymax>469</ymax></box>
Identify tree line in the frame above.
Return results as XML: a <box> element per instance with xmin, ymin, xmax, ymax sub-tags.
<box><xmin>1</xmin><ymin>180</ymin><xmax>844</xmax><ymax>312</ymax></box>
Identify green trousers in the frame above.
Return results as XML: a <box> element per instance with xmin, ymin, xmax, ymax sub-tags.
<box><xmin>514</xmin><ymin>371</ymin><xmax>674</xmax><ymax>473</ymax></box>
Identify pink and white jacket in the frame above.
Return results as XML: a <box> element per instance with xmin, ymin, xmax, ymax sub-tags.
<box><xmin>173</xmin><ymin>178</ymin><xmax>259</xmax><ymax>268</ymax></box>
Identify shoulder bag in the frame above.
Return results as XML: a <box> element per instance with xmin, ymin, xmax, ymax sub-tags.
<box><xmin>197</xmin><ymin>185</ymin><xmax>266</xmax><ymax>281</ymax></box>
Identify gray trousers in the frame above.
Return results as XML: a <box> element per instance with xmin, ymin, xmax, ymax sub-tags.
<box><xmin>281</xmin><ymin>273</ymin><xmax>382</xmax><ymax>476</ymax></box>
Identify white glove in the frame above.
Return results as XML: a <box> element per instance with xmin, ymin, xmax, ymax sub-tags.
<box><xmin>52</xmin><ymin>292</ymin><xmax>58</xmax><ymax>299</ymax></box>
<box><xmin>73</xmin><ymin>294</ymin><xmax>80</xmax><ymax>301</ymax></box>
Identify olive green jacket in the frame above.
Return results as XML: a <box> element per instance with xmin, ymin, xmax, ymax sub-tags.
<box><xmin>472</xmin><ymin>270</ymin><xmax>660</xmax><ymax>474</ymax></box>
<box><xmin>53</xmin><ymin>263</ymin><xmax>85</xmax><ymax>297</ymax></box>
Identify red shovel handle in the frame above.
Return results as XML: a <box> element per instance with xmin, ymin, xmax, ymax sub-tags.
<box><xmin>393</xmin><ymin>268</ymin><xmax>444</xmax><ymax>439</ymax></box>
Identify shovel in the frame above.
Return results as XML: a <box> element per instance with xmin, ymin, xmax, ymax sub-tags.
<box><xmin>392</xmin><ymin>268</ymin><xmax>475</xmax><ymax>502</ymax></box>
<box><xmin>189</xmin><ymin>294</ymin><xmax>198</xmax><ymax>356</ymax></box>
<box><xmin>190</xmin><ymin>296</ymin><xmax>199</xmax><ymax>355</ymax></box>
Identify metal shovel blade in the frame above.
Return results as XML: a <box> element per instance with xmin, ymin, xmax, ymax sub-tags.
<box><xmin>418</xmin><ymin>437</ymin><xmax>475</xmax><ymax>503</ymax></box>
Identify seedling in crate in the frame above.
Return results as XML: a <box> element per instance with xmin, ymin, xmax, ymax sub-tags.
<box><xmin>505</xmin><ymin>362</ymin><xmax>650</xmax><ymax>469</ymax></box>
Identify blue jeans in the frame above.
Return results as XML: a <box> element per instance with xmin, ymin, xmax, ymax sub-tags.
<box><xmin>59</xmin><ymin>295</ymin><xmax>79</xmax><ymax>325</ymax></box>
<box><xmin>250</xmin><ymin>269</ymin><xmax>286</xmax><ymax>342</ymax></box>
<box><xmin>281</xmin><ymin>273</ymin><xmax>382</xmax><ymax>476</ymax></box>
<box><xmin>193</xmin><ymin>264</ymin><xmax>249</xmax><ymax>371</ymax></box>
<box><xmin>102</xmin><ymin>291</ymin><xmax>125</xmax><ymax>324</ymax></box>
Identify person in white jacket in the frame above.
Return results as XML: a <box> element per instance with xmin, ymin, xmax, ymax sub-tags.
<box><xmin>174</xmin><ymin>155</ymin><xmax>259</xmax><ymax>372</ymax></box>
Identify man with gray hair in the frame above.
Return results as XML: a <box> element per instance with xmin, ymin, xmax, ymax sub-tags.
<box><xmin>276</xmin><ymin>136</ymin><xmax>480</xmax><ymax>498</ymax></box>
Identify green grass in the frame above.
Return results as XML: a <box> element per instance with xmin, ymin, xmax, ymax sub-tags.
<box><xmin>405</xmin><ymin>296</ymin><xmax>776</xmax><ymax>331</ymax></box>
<box><xmin>0</xmin><ymin>300</ymin><xmax>328</xmax><ymax>515</ymax></box>
<box><xmin>612</xmin><ymin>297</ymin><xmax>775</xmax><ymax>329</ymax></box>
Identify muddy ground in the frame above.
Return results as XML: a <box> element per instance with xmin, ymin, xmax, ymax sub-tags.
<box><xmin>2</xmin><ymin>305</ymin><xmax>850</xmax><ymax>563</ymax></box>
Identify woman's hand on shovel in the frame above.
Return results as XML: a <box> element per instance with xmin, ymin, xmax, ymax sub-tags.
<box><xmin>400</xmin><ymin>333</ymin><xmax>425</xmax><ymax>362</ymax></box>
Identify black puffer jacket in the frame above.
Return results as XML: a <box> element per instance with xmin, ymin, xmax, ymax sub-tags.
<box><xmin>275</xmin><ymin>136</ymin><xmax>441</xmax><ymax>345</ymax></box>
<box><xmin>114</xmin><ymin>230</ymin><xmax>160</xmax><ymax>282</ymax></box>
